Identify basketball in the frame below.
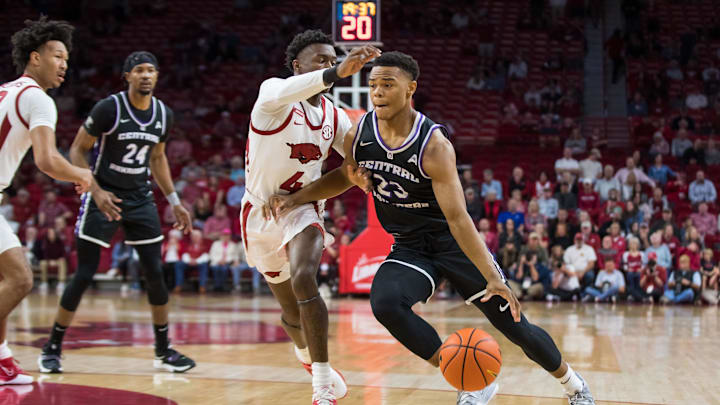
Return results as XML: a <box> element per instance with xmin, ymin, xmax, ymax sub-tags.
<box><xmin>439</xmin><ymin>328</ymin><xmax>502</xmax><ymax>391</ymax></box>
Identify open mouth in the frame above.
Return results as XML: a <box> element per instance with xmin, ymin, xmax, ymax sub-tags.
<box><xmin>57</xmin><ymin>73</ymin><xmax>65</xmax><ymax>82</ymax></box>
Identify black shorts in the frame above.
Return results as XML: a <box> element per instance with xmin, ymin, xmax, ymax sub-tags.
<box><xmin>75</xmin><ymin>187</ymin><xmax>163</xmax><ymax>248</ymax></box>
<box><xmin>381</xmin><ymin>231</ymin><xmax>506</xmax><ymax>303</ymax></box>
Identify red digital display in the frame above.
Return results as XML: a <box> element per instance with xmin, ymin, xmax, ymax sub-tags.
<box><xmin>333</xmin><ymin>0</ymin><xmax>381</xmax><ymax>45</ymax></box>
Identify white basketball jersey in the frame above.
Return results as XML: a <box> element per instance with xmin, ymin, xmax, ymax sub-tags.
<box><xmin>0</xmin><ymin>75</ymin><xmax>57</xmax><ymax>192</ymax></box>
<box><xmin>246</xmin><ymin>95</ymin><xmax>351</xmax><ymax>201</ymax></box>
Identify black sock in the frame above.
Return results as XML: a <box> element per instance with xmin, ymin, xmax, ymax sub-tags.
<box><xmin>47</xmin><ymin>322</ymin><xmax>67</xmax><ymax>352</ymax></box>
<box><xmin>153</xmin><ymin>323</ymin><xmax>169</xmax><ymax>355</ymax></box>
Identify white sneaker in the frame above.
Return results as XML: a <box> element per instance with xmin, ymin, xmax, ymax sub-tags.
<box><xmin>300</xmin><ymin>361</ymin><xmax>347</xmax><ymax>399</ymax></box>
<box><xmin>38</xmin><ymin>282</ymin><xmax>48</xmax><ymax>294</ymax></box>
<box><xmin>55</xmin><ymin>282</ymin><xmax>65</xmax><ymax>295</ymax></box>
<box><xmin>566</xmin><ymin>373</ymin><xmax>595</xmax><ymax>404</ymax></box>
<box><xmin>120</xmin><ymin>284</ymin><xmax>129</xmax><ymax>296</ymax></box>
<box><xmin>457</xmin><ymin>381</ymin><xmax>499</xmax><ymax>405</ymax></box>
<box><xmin>312</xmin><ymin>384</ymin><xmax>337</xmax><ymax>405</ymax></box>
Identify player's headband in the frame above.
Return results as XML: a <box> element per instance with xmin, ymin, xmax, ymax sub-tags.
<box><xmin>123</xmin><ymin>51</ymin><xmax>158</xmax><ymax>73</ymax></box>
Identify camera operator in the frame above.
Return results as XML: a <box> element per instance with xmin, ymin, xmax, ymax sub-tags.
<box><xmin>639</xmin><ymin>252</ymin><xmax>667</xmax><ymax>303</ymax></box>
<box><xmin>661</xmin><ymin>254</ymin><xmax>701</xmax><ymax>304</ymax></box>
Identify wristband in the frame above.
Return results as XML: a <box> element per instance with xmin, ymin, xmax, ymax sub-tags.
<box><xmin>322</xmin><ymin>66</ymin><xmax>342</xmax><ymax>85</ymax></box>
<box><xmin>166</xmin><ymin>191</ymin><xmax>181</xmax><ymax>206</ymax></box>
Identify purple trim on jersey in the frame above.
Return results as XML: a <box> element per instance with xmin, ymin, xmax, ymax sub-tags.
<box><xmin>74</xmin><ymin>193</ymin><xmax>89</xmax><ymax>237</ymax></box>
<box><xmin>418</xmin><ymin>124</ymin><xmax>447</xmax><ymax>179</ymax></box>
<box><xmin>372</xmin><ymin>111</ymin><xmax>424</xmax><ymax>153</ymax></box>
<box><xmin>351</xmin><ymin>112</ymin><xmax>369</xmax><ymax>162</ymax></box>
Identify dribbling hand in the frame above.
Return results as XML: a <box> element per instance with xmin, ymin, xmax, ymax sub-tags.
<box><xmin>337</xmin><ymin>46</ymin><xmax>382</xmax><ymax>78</ymax></box>
<box><xmin>481</xmin><ymin>279</ymin><xmax>522</xmax><ymax>323</ymax></box>
<box><xmin>346</xmin><ymin>165</ymin><xmax>372</xmax><ymax>194</ymax></box>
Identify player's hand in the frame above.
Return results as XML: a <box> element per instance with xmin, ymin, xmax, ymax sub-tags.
<box><xmin>337</xmin><ymin>45</ymin><xmax>382</xmax><ymax>78</ymax></box>
<box><xmin>91</xmin><ymin>187</ymin><xmax>123</xmax><ymax>221</ymax></box>
<box><xmin>481</xmin><ymin>279</ymin><xmax>522</xmax><ymax>323</ymax></box>
<box><xmin>172</xmin><ymin>205</ymin><xmax>192</xmax><ymax>234</ymax></box>
<box><xmin>346</xmin><ymin>165</ymin><xmax>372</xmax><ymax>194</ymax></box>
<box><xmin>75</xmin><ymin>169</ymin><xmax>93</xmax><ymax>195</ymax></box>
<box><xmin>266</xmin><ymin>194</ymin><xmax>298</xmax><ymax>221</ymax></box>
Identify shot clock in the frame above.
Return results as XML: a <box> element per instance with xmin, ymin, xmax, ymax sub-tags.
<box><xmin>332</xmin><ymin>0</ymin><xmax>381</xmax><ymax>46</ymax></box>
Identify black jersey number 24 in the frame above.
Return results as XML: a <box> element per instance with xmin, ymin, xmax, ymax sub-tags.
<box><xmin>122</xmin><ymin>143</ymin><xmax>150</xmax><ymax>165</ymax></box>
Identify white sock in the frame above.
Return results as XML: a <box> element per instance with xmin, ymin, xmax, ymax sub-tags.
<box><xmin>0</xmin><ymin>340</ymin><xmax>12</xmax><ymax>360</ymax></box>
<box><xmin>295</xmin><ymin>345</ymin><xmax>311</xmax><ymax>364</ymax></box>
<box><xmin>558</xmin><ymin>365</ymin><xmax>583</xmax><ymax>394</ymax></box>
<box><xmin>311</xmin><ymin>362</ymin><xmax>332</xmax><ymax>387</ymax></box>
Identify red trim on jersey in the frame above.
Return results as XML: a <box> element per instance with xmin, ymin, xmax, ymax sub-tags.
<box><xmin>241</xmin><ymin>201</ymin><xmax>253</xmax><ymax>251</ymax></box>
<box><xmin>0</xmin><ymin>116</ymin><xmax>11</xmax><ymax>150</ymax></box>
<box><xmin>15</xmin><ymin>85</ymin><xmax>41</xmax><ymax>129</ymax></box>
<box><xmin>331</xmin><ymin>107</ymin><xmax>338</xmax><ymax>149</ymax></box>
<box><xmin>250</xmin><ymin>108</ymin><xmax>295</xmax><ymax>136</ymax></box>
<box><xmin>299</xmin><ymin>97</ymin><xmax>326</xmax><ymax>130</ymax></box>
<box><xmin>309</xmin><ymin>223</ymin><xmax>324</xmax><ymax>237</ymax></box>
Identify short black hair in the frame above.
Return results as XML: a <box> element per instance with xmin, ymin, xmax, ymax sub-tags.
<box><xmin>285</xmin><ymin>29</ymin><xmax>334</xmax><ymax>73</ymax></box>
<box><xmin>11</xmin><ymin>16</ymin><xmax>74</xmax><ymax>74</ymax></box>
<box><xmin>373</xmin><ymin>51</ymin><xmax>420</xmax><ymax>81</ymax></box>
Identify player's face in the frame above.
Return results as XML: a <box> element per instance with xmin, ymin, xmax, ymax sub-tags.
<box><xmin>294</xmin><ymin>44</ymin><xmax>337</xmax><ymax>92</ymax></box>
<box><xmin>125</xmin><ymin>63</ymin><xmax>158</xmax><ymax>96</ymax></box>
<box><xmin>368</xmin><ymin>66</ymin><xmax>416</xmax><ymax>120</ymax></box>
<box><xmin>33</xmin><ymin>40</ymin><xmax>68</xmax><ymax>89</ymax></box>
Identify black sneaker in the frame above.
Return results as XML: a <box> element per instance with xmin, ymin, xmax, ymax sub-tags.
<box><xmin>153</xmin><ymin>348</ymin><xmax>195</xmax><ymax>373</ymax></box>
<box><xmin>37</xmin><ymin>343</ymin><xmax>63</xmax><ymax>374</ymax></box>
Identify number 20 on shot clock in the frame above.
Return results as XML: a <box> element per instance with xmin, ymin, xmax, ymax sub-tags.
<box><xmin>332</xmin><ymin>0</ymin><xmax>381</xmax><ymax>45</ymax></box>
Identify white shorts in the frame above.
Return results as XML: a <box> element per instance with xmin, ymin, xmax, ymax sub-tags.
<box><xmin>0</xmin><ymin>214</ymin><xmax>21</xmax><ymax>255</ymax></box>
<box><xmin>240</xmin><ymin>194</ymin><xmax>332</xmax><ymax>284</ymax></box>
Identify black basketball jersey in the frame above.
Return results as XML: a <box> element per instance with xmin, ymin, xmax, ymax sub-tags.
<box><xmin>83</xmin><ymin>92</ymin><xmax>171</xmax><ymax>192</ymax></box>
<box><xmin>352</xmin><ymin>110</ymin><xmax>449</xmax><ymax>238</ymax></box>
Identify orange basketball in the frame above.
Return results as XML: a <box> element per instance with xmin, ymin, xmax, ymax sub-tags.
<box><xmin>439</xmin><ymin>328</ymin><xmax>502</xmax><ymax>391</ymax></box>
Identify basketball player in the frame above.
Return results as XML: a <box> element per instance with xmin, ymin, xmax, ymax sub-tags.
<box><xmin>270</xmin><ymin>52</ymin><xmax>596</xmax><ymax>405</ymax></box>
<box><xmin>242</xmin><ymin>30</ymin><xmax>379</xmax><ymax>404</ymax></box>
<box><xmin>38</xmin><ymin>51</ymin><xmax>195</xmax><ymax>374</ymax></box>
<box><xmin>0</xmin><ymin>17</ymin><xmax>93</xmax><ymax>385</ymax></box>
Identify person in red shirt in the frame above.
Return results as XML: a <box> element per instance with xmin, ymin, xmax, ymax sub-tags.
<box><xmin>578</xmin><ymin>179</ymin><xmax>600</xmax><ymax>218</ymax></box>
<box><xmin>608</xmin><ymin>222</ymin><xmax>627</xmax><ymax>254</ymax></box>
<box><xmin>640</xmin><ymin>252</ymin><xmax>668</xmax><ymax>303</ymax></box>
<box><xmin>478</xmin><ymin>218</ymin><xmax>499</xmax><ymax>253</ymax></box>
<box><xmin>330</xmin><ymin>200</ymin><xmax>352</xmax><ymax>235</ymax></box>
<box><xmin>604</xmin><ymin>29</ymin><xmax>625</xmax><ymax>84</ymax></box>
<box><xmin>662</xmin><ymin>224</ymin><xmax>681</xmax><ymax>258</ymax></box>
<box><xmin>597</xmin><ymin>235</ymin><xmax>622</xmax><ymax>270</ymax></box>
<box><xmin>665</xmin><ymin>171</ymin><xmax>689</xmax><ymax>207</ymax></box>
<box><xmin>174</xmin><ymin>229</ymin><xmax>209</xmax><ymax>294</ymax></box>
<box><xmin>623</xmin><ymin>237</ymin><xmax>646</xmax><ymax>301</ymax></box>
<box><xmin>676</xmin><ymin>241</ymin><xmax>702</xmax><ymax>270</ymax></box>
<box><xmin>10</xmin><ymin>189</ymin><xmax>35</xmax><ymax>225</ymax></box>
<box><xmin>580</xmin><ymin>221</ymin><xmax>601</xmax><ymax>251</ymax></box>
<box><xmin>598</xmin><ymin>189</ymin><xmax>625</xmax><ymax>225</ymax></box>
<box><xmin>37</xmin><ymin>189</ymin><xmax>72</xmax><ymax>228</ymax></box>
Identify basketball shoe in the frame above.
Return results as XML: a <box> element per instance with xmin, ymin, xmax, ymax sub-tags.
<box><xmin>457</xmin><ymin>381</ymin><xmax>499</xmax><ymax>405</ymax></box>
<box><xmin>312</xmin><ymin>384</ymin><xmax>336</xmax><ymax>405</ymax></box>
<box><xmin>0</xmin><ymin>357</ymin><xmax>33</xmax><ymax>385</ymax></box>
<box><xmin>566</xmin><ymin>373</ymin><xmax>595</xmax><ymax>404</ymax></box>
<box><xmin>295</xmin><ymin>347</ymin><xmax>347</xmax><ymax>398</ymax></box>
<box><xmin>153</xmin><ymin>347</ymin><xmax>196</xmax><ymax>373</ymax></box>
<box><xmin>38</xmin><ymin>342</ymin><xmax>63</xmax><ymax>374</ymax></box>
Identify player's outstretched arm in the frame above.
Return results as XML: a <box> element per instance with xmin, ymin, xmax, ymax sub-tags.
<box><xmin>69</xmin><ymin>127</ymin><xmax>123</xmax><ymax>221</ymax></box>
<box><xmin>31</xmin><ymin>126</ymin><xmax>92</xmax><ymax>194</ymax></box>
<box><xmin>267</xmin><ymin>122</ymin><xmax>371</xmax><ymax>220</ymax></box>
<box><xmin>422</xmin><ymin>130</ymin><xmax>521</xmax><ymax>322</ymax></box>
<box><xmin>150</xmin><ymin>142</ymin><xmax>191</xmax><ymax>233</ymax></box>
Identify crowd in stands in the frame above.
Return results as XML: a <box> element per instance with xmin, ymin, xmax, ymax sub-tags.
<box><xmin>456</xmin><ymin>146</ymin><xmax>720</xmax><ymax>305</ymax></box>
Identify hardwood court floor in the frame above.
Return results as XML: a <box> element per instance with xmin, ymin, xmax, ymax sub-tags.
<box><xmin>4</xmin><ymin>291</ymin><xmax>719</xmax><ymax>404</ymax></box>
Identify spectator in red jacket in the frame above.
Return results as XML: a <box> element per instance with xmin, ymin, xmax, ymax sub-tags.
<box><xmin>508</xmin><ymin>166</ymin><xmax>531</xmax><ymax>200</ymax></box>
<box><xmin>174</xmin><ymin>229</ymin><xmax>210</xmax><ymax>294</ymax></box>
<box><xmin>578</xmin><ymin>179</ymin><xmax>600</xmax><ymax>217</ymax></box>
<box><xmin>37</xmin><ymin>189</ymin><xmax>71</xmax><ymax>228</ymax></box>
<box><xmin>478</xmin><ymin>218</ymin><xmax>499</xmax><ymax>253</ymax></box>
<box><xmin>10</xmin><ymin>188</ymin><xmax>34</xmax><ymax>225</ymax></box>
<box><xmin>640</xmin><ymin>251</ymin><xmax>668</xmax><ymax>303</ymax></box>
<box><xmin>663</xmin><ymin>224</ymin><xmax>682</xmax><ymax>257</ymax></box>
<box><xmin>580</xmin><ymin>221</ymin><xmax>601</xmax><ymax>251</ymax></box>
<box><xmin>597</xmin><ymin>235</ymin><xmax>622</xmax><ymax>270</ymax></box>
<box><xmin>203</xmin><ymin>204</ymin><xmax>232</xmax><ymax>241</ymax></box>
<box><xmin>482</xmin><ymin>190</ymin><xmax>501</xmax><ymax>225</ymax></box>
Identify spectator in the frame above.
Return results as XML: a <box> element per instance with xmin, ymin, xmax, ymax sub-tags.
<box><xmin>579</xmin><ymin>220</ymin><xmax>601</xmax><ymax>250</ymax></box>
<box><xmin>482</xmin><ymin>190</ymin><xmax>501</xmax><ymax>223</ymax></box>
<box><xmin>582</xmin><ymin>259</ymin><xmax>625</xmax><ymax>303</ymax></box>
<box><xmin>166</xmin><ymin>131</ymin><xmax>193</xmax><ymax>164</ymax></box>
<box><xmin>578</xmin><ymin>180</ymin><xmax>600</xmax><ymax>217</ymax></box>
<box><xmin>564</xmin><ymin>128</ymin><xmax>587</xmax><ymax>155</ymax></box>
<box><xmin>498</xmin><ymin>218</ymin><xmax>523</xmax><ymax>250</ymax></box>
<box><xmin>554</xmin><ymin>147</ymin><xmax>580</xmax><ymax>181</ymax></box>
<box><xmin>229</xmin><ymin>156</ymin><xmax>246</xmax><ymax>182</ymax></box>
<box><xmin>689</xmin><ymin>170</ymin><xmax>717</xmax><ymax>205</ymax></box>
<box><xmin>686</xmin><ymin>88</ymin><xmax>708</xmax><ymax>110</ymax></box>
<box><xmin>661</xmin><ymin>254</ymin><xmax>701</xmax><ymax>304</ymax></box>
<box><xmin>465</xmin><ymin>187</ymin><xmax>483</xmax><ymax>223</ymax></box>
<box><xmin>648</xmin><ymin>154</ymin><xmax>676</xmax><ymax>187</ymax></box>
<box><xmin>564</xmin><ymin>232</ymin><xmax>597</xmax><ymax>288</ymax></box>
<box><xmin>498</xmin><ymin>239</ymin><xmax>521</xmax><ymax>274</ymax></box>
<box><xmin>628</xmin><ymin>92</ymin><xmax>648</xmax><ymax>116</ymax></box>
<box><xmin>605</xmin><ymin>29</ymin><xmax>625</xmax><ymax>84</ymax></box>
<box><xmin>555</xmin><ymin>182</ymin><xmax>577</xmax><ymax>211</ymax></box>
<box><xmin>10</xmin><ymin>189</ymin><xmax>34</xmax><ymax>226</ymax></box>
<box><xmin>37</xmin><ymin>227</ymin><xmax>68</xmax><ymax>295</ymax></box>
<box><xmin>699</xmin><ymin>248</ymin><xmax>719</xmax><ymax>305</ymax></box>
<box><xmin>595</xmin><ymin>165</ymin><xmax>621</xmax><ymax>201</ymax></box>
<box><xmin>213</xmin><ymin>111</ymin><xmax>237</xmax><ymax>138</ymax></box>
<box><xmin>508</xmin><ymin>166</ymin><xmax>530</xmax><ymax>199</ymax></box>
<box><xmin>111</xmin><ymin>240</ymin><xmax>141</xmax><ymax>294</ymax></box>
<box><xmin>175</xmin><ymin>229</ymin><xmax>210</xmax><ymax>294</ymax></box>
<box><xmin>193</xmin><ymin>197</ymin><xmax>214</xmax><ymax>228</ymax></box>
<box><xmin>231</xmin><ymin>237</ymin><xmax>259</xmax><ymax>293</ymax></box>
<box><xmin>226</xmin><ymin>175</ymin><xmax>246</xmax><ymax>208</ymax></box>
<box><xmin>37</xmin><ymin>189</ymin><xmax>71</xmax><ymax>228</ymax></box>
<box><xmin>524</xmin><ymin>84</ymin><xmax>542</xmax><ymax>106</ymax></box>
<box><xmin>538</xmin><ymin>187</ymin><xmax>559</xmax><ymax>220</ymax></box>
<box><xmin>480</xmin><ymin>169</ymin><xmax>503</xmax><ymax>200</ymax></box>
<box><xmin>614</xmin><ymin>157</ymin><xmax>656</xmax><ymax>188</ymax></box>
<box><xmin>648</xmin><ymin>132</ymin><xmax>670</xmax><ymax>158</ymax></box>
<box><xmin>461</xmin><ymin>168</ymin><xmax>481</xmax><ymax>196</ymax></box>
<box><xmin>209</xmin><ymin>229</ymin><xmax>237</xmax><ymax>292</ymax></box>
<box><xmin>597</xmin><ymin>235</ymin><xmax>622</xmax><ymax>270</ymax></box>
<box><xmin>623</xmin><ymin>237</ymin><xmax>647</xmax><ymax>301</ymax></box>
<box><xmin>203</xmin><ymin>204</ymin><xmax>232</xmax><ymax>240</ymax></box>
<box><xmin>691</xmin><ymin>202</ymin><xmax>717</xmax><ymax>237</ymax></box>
<box><xmin>671</xmin><ymin>129</ymin><xmax>693</xmax><ymax>158</ymax></box>
<box><xmin>466</xmin><ymin>70</ymin><xmax>487</xmax><ymax>91</ymax></box>
<box><xmin>666</xmin><ymin>59</ymin><xmax>684</xmax><ymax>81</ymax></box>
<box><xmin>520</xmin><ymin>232</ymin><xmax>550</xmax><ymax>266</ymax></box>
<box><xmin>640</xmin><ymin>252</ymin><xmax>668</xmax><ymax>303</ymax></box>
<box><xmin>579</xmin><ymin>148</ymin><xmax>602</xmax><ymax>183</ymax></box>
<box><xmin>662</xmin><ymin>223</ymin><xmax>682</xmax><ymax>258</ymax></box>
<box><xmin>22</xmin><ymin>226</ymin><xmax>39</xmax><ymax>269</ymax></box>
<box><xmin>547</xmin><ymin>246</ymin><xmax>581</xmax><ymax>302</ymax></box>
<box><xmin>161</xmin><ymin>230</ymin><xmax>185</xmax><ymax>289</ymax></box>
<box><xmin>534</xmin><ymin>171</ymin><xmax>553</xmax><ymax>198</ymax></box>
<box><xmin>524</xmin><ymin>199</ymin><xmax>547</xmax><ymax>230</ymax></box>
<box><xmin>508</xmin><ymin>54</ymin><xmax>528</xmax><ymax>79</ymax></box>
<box><xmin>498</xmin><ymin>199</ymin><xmax>525</xmax><ymax>230</ymax></box>
<box><xmin>509</xmin><ymin>251</ymin><xmax>551</xmax><ymax>301</ymax></box>
<box><xmin>648</xmin><ymin>187</ymin><xmax>670</xmax><ymax>219</ymax></box>
<box><xmin>646</xmin><ymin>231</ymin><xmax>672</xmax><ymax>269</ymax></box>
<box><xmin>478</xmin><ymin>219</ymin><xmax>499</xmax><ymax>253</ymax></box>
<box><xmin>706</xmin><ymin>137</ymin><xmax>720</xmax><ymax>165</ymax></box>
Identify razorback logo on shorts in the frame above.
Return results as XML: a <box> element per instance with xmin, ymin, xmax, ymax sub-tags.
<box><xmin>287</xmin><ymin>143</ymin><xmax>322</xmax><ymax>164</ymax></box>
<box><xmin>264</xmin><ymin>271</ymin><xmax>282</xmax><ymax>278</ymax></box>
